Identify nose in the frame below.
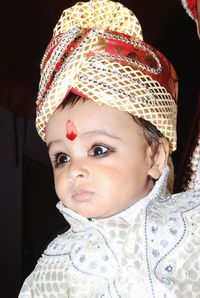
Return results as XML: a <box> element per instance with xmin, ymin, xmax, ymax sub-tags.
<box><xmin>67</xmin><ymin>159</ymin><xmax>89</xmax><ymax>182</ymax></box>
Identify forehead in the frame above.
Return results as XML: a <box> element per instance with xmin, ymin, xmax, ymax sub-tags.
<box><xmin>46</xmin><ymin>100</ymin><xmax>144</xmax><ymax>141</ymax></box>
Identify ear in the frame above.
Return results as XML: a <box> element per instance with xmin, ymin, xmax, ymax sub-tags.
<box><xmin>147</xmin><ymin>138</ymin><xmax>170</xmax><ymax>179</ymax></box>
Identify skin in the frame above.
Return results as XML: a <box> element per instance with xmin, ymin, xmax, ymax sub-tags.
<box><xmin>46</xmin><ymin>100</ymin><xmax>168</xmax><ymax>218</ymax></box>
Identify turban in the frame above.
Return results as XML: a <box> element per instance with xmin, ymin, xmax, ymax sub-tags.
<box><xmin>36</xmin><ymin>0</ymin><xmax>178</xmax><ymax>151</ymax></box>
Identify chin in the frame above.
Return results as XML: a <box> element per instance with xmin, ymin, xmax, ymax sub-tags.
<box><xmin>78</xmin><ymin>210</ymin><xmax>101</xmax><ymax>219</ymax></box>
<box><xmin>74</xmin><ymin>208</ymin><xmax>108</xmax><ymax>219</ymax></box>
<box><xmin>67</xmin><ymin>205</ymin><xmax>94</xmax><ymax>218</ymax></box>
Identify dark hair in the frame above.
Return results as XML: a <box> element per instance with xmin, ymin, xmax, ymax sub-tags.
<box><xmin>61</xmin><ymin>91</ymin><xmax>164</xmax><ymax>149</ymax></box>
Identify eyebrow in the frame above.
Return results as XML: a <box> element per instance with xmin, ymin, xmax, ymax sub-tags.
<box><xmin>47</xmin><ymin>139</ymin><xmax>63</xmax><ymax>151</ymax></box>
<box><xmin>47</xmin><ymin>129</ymin><xmax>121</xmax><ymax>150</ymax></box>
<box><xmin>81</xmin><ymin>129</ymin><xmax>121</xmax><ymax>140</ymax></box>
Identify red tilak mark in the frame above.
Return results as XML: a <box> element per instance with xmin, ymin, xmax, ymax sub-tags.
<box><xmin>66</xmin><ymin>120</ymin><xmax>77</xmax><ymax>141</ymax></box>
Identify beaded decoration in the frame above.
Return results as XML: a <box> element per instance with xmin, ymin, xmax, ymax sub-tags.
<box><xmin>187</xmin><ymin>136</ymin><xmax>200</xmax><ymax>191</ymax></box>
<box><xmin>180</xmin><ymin>0</ymin><xmax>197</xmax><ymax>20</ymax></box>
<box><xmin>36</xmin><ymin>0</ymin><xmax>178</xmax><ymax>152</ymax></box>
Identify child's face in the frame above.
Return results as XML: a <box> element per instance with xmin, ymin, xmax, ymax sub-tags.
<box><xmin>46</xmin><ymin>100</ymin><xmax>154</xmax><ymax>218</ymax></box>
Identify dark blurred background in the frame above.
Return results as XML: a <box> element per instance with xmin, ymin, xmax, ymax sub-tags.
<box><xmin>0</xmin><ymin>0</ymin><xmax>199</xmax><ymax>297</ymax></box>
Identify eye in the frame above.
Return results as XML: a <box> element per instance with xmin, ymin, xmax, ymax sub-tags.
<box><xmin>53</xmin><ymin>153</ymin><xmax>70</xmax><ymax>167</ymax></box>
<box><xmin>89</xmin><ymin>144</ymin><xmax>113</xmax><ymax>157</ymax></box>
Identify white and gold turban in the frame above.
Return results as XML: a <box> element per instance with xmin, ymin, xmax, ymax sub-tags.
<box><xmin>36</xmin><ymin>0</ymin><xmax>178</xmax><ymax>151</ymax></box>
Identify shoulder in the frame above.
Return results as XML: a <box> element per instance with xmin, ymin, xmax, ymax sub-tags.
<box><xmin>145</xmin><ymin>189</ymin><xmax>200</xmax><ymax>240</ymax></box>
<box><xmin>167</xmin><ymin>189</ymin><xmax>200</xmax><ymax>219</ymax></box>
<box><xmin>169</xmin><ymin>189</ymin><xmax>200</xmax><ymax>211</ymax></box>
<box><xmin>43</xmin><ymin>229</ymin><xmax>74</xmax><ymax>257</ymax></box>
<box><xmin>145</xmin><ymin>191</ymin><xmax>200</xmax><ymax>294</ymax></box>
<box><xmin>147</xmin><ymin>189</ymin><xmax>200</xmax><ymax>217</ymax></box>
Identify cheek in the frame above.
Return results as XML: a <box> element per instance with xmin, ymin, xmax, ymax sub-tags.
<box><xmin>53</xmin><ymin>171</ymin><xmax>68</xmax><ymax>200</ymax></box>
<box><xmin>97</xmin><ymin>163</ymin><xmax>131</xmax><ymax>193</ymax></box>
<box><xmin>109</xmin><ymin>158</ymin><xmax>149</xmax><ymax>193</ymax></box>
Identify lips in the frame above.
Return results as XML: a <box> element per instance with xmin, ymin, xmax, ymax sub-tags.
<box><xmin>72</xmin><ymin>189</ymin><xmax>95</xmax><ymax>202</ymax></box>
